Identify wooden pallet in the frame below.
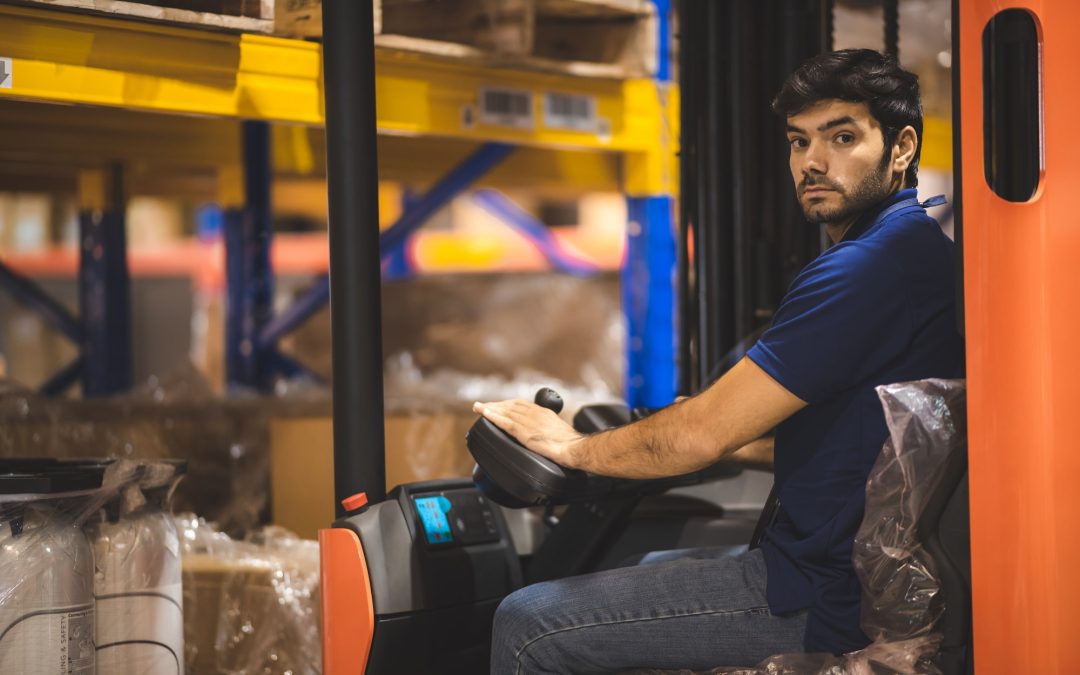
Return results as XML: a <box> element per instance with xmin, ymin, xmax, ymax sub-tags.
<box><xmin>14</xmin><ymin>0</ymin><xmax>275</xmax><ymax>33</ymax></box>
<box><xmin>277</xmin><ymin>0</ymin><xmax>657</xmax><ymax>78</ymax></box>
<box><xmin>531</xmin><ymin>0</ymin><xmax>656</xmax><ymax>76</ymax></box>
<box><xmin>14</xmin><ymin>0</ymin><xmax>656</xmax><ymax>78</ymax></box>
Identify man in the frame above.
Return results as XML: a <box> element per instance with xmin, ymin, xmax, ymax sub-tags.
<box><xmin>476</xmin><ymin>49</ymin><xmax>964</xmax><ymax>673</ymax></box>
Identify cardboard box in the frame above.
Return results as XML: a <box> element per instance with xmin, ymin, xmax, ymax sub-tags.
<box><xmin>182</xmin><ymin>546</ymin><xmax>320</xmax><ymax>675</ymax></box>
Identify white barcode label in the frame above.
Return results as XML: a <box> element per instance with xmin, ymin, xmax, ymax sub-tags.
<box><xmin>544</xmin><ymin>92</ymin><xmax>597</xmax><ymax>132</ymax></box>
<box><xmin>479</xmin><ymin>87</ymin><xmax>534</xmax><ymax>129</ymax></box>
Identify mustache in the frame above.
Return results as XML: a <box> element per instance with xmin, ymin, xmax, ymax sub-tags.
<box><xmin>799</xmin><ymin>175</ymin><xmax>843</xmax><ymax>193</ymax></box>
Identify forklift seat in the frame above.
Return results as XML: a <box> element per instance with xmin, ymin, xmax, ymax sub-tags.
<box><xmin>622</xmin><ymin>436</ymin><xmax>972</xmax><ymax>675</ymax></box>
<box><xmin>917</xmin><ymin>455</ymin><xmax>972</xmax><ymax>675</ymax></box>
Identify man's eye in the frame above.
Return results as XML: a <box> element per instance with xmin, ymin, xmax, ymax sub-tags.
<box><xmin>836</xmin><ymin>133</ymin><xmax>855</xmax><ymax>144</ymax></box>
<box><xmin>790</xmin><ymin>138</ymin><xmax>808</xmax><ymax>149</ymax></box>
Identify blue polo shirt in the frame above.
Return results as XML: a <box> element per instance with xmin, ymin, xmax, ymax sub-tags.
<box><xmin>746</xmin><ymin>188</ymin><xmax>964</xmax><ymax>654</ymax></box>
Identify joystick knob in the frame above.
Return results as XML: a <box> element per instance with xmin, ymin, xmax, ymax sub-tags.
<box><xmin>534</xmin><ymin>388</ymin><xmax>564</xmax><ymax>414</ymax></box>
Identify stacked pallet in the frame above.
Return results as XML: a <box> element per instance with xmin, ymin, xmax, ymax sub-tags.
<box><xmin>13</xmin><ymin>0</ymin><xmax>275</xmax><ymax>33</ymax></box>
<box><xmin>15</xmin><ymin>0</ymin><xmax>657</xmax><ymax>78</ymax></box>
<box><xmin>378</xmin><ymin>0</ymin><xmax>658</xmax><ymax>77</ymax></box>
<box><xmin>284</xmin><ymin>0</ymin><xmax>659</xmax><ymax>78</ymax></box>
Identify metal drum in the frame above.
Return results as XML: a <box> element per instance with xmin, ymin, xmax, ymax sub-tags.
<box><xmin>87</xmin><ymin>461</ymin><xmax>185</xmax><ymax>675</ymax></box>
<box><xmin>0</xmin><ymin>466</ymin><xmax>101</xmax><ymax>675</ymax></box>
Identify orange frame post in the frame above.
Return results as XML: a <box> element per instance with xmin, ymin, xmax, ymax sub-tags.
<box><xmin>319</xmin><ymin>528</ymin><xmax>375</xmax><ymax>675</ymax></box>
<box><xmin>959</xmin><ymin>0</ymin><xmax>1080</xmax><ymax>671</ymax></box>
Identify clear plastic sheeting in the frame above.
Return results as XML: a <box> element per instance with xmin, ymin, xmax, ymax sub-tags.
<box><xmin>0</xmin><ymin>380</ymin><xmax>57</xmax><ymax>457</ymax></box>
<box><xmin>0</xmin><ymin>458</ymin><xmax>182</xmax><ymax>675</ymax></box>
<box><xmin>377</xmin><ymin>353</ymin><xmax>624</xmax><ymax>493</ymax></box>
<box><xmin>629</xmin><ymin>378</ymin><xmax>967</xmax><ymax>675</ymax></box>
<box><xmin>0</xmin><ymin>468</ymin><xmax>108</xmax><ymax>675</ymax></box>
<box><xmin>289</xmin><ymin>272</ymin><xmax>626</xmax><ymax>397</ymax></box>
<box><xmin>0</xmin><ymin>369</ymin><xmax>330</xmax><ymax>537</ymax></box>
<box><xmin>853</xmin><ymin>379</ymin><xmax>967</xmax><ymax>651</ymax></box>
<box><xmin>87</xmin><ymin>460</ymin><xmax>186</xmax><ymax>675</ymax></box>
<box><xmin>177</xmin><ymin>515</ymin><xmax>320</xmax><ymax>675</ymax></box>
<box><xmin>384</xmin><ymin>350</ymin><xmax>622</xmax><ymax>419</ymax></box>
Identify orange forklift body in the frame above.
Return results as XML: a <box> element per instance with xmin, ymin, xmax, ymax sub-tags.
<box><xmin>959</xmin><ymin>0</ymin><xmax>1080</xmax><ymax>671</ymax></box>
<box><xmin>319</xmin><ymin>528</ymin><xmax>374</xmax><ymax>675</ymax></box>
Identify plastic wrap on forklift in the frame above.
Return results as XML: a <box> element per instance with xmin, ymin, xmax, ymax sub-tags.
<box><xmin>628</xmin><ymin>379</ymin><xmax>967</xmax><ymax>675</ymax></box>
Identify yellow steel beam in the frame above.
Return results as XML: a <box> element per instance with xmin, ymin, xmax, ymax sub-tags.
<box><xmin>0</xmin><ymin>99</ymin><xmax>242</xmax><ymax>169</ymax></box>
<box><xmin>0</xmin><ymin>4</ymin><xmax>676</xmax><ymax>195</ymax></box>
<box><xmin>0</xmin><ymin>5</ymin><xmax>324</xmax><ymax>123</ymax></box>
<box><xmin>0</xmin><ymin>100</ymin><xmax>625</xmax><ymax>197</ymax></box>
<box><xmin>371</xmin><ymin>51</ymin><xmax>677</xmax><ymax>193</ymax></box>
<box><xmin>623</xmin><ymin>79</ymin><xmax>678</xmax><ymax>196</ymax></box>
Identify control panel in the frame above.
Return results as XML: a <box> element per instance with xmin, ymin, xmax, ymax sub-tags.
<box><xmin>411</xmin><ymin>488</ymin><xmax>501</xmax><ymax>548</ymax></box>
<box><xmin>334</xmin><ymin>479</ymin><xmax>522</xmax><ymax>674</ymax></box>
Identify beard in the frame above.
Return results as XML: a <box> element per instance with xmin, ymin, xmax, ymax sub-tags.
<box><xmin>798</xmin><ymin>151</ymin><xmax>894</xmax><ymax>226</ymax></box>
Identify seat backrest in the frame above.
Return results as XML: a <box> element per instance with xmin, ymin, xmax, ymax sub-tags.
<box><xmin>915</xmin><ymin>446</ymin><xmax>973</xmax><ymax>675</ymax></box>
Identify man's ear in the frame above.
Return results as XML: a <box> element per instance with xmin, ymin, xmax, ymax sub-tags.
<box><xmin>893</xmin><ymin>125</ymin><xmax>919</xmax><ymax>177</ymax></box>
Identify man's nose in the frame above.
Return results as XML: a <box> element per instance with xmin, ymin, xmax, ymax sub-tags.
<box><xmin>800</xmin><ymin>142</ymin><xmax>827</xmax><ymax>175</ymax></box>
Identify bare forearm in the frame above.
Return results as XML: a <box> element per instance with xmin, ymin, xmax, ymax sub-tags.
<box><xmin>477</xmin><ymin>357</ymin><xmax>802</xmax><ymax>481</ymax></box>
<box><xmin>722</xmin><ymin>437</ymin><xmax>774</xmax><ymax>472</ymax></box>
<box><xmin>571</xmin><ymin>415</ymin><xmax>775</xmax><ymax>478</ymax></box>
<box><xmin>569</xmin><ymin>399</ymin><xmax>732</xmax><ymax>478</ymax></box>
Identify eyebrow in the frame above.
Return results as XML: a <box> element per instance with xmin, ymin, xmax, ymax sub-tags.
<box><xmin>786</xmin><ymin>115</ymin><xmax>859</xmax><ymax>134</ymax></box>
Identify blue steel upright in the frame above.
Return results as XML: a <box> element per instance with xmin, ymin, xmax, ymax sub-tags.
<box><xmin>623</xmin><ymin>0</ymin><xmax>677</xmax><ymax>408</ymax></box>
<box><xmin>225</xmin><ymin>120</ymin><xmax>274</xmax><ymax>391</ymax></box>
<box><xmin>0</xmin><ymin>258</ymin><xmax>84</xmax><ymax>395</ymax></box>
<box><xmin>381</xmin><ymin>187</ymin><xmax>418</xmax><ymax>280</ymax></box>
<box><xmin>623</xmin><ymin>195</ymin><xmax>677</xmax><ymax>408</ymax></box>
<box><xmin>79</xmin><ymin>164</ymin><xmax>134</xmax><ymax>396</ymax></box>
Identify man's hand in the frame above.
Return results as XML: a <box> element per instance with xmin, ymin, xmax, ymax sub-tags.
<box><xmin>472</xmin><ymin>399</ymin><xmax>585</xmax><ymax>468</ymax></box>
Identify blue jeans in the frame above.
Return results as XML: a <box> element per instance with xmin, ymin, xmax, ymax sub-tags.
<box><xmin>490</xmin><ymin>547</ymin><xmax>807</xmax><ymax>674</ymax></box>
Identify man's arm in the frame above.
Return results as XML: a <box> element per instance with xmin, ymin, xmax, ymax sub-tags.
<box><xmin>474</xmin><ymin>357</ymin><xmax>804</xmax><ymax>479</ymax></box>
<box><xmin>724</xmin><ymin>437</ymin><xmax>775</xmax><ymax>472</ymax></box>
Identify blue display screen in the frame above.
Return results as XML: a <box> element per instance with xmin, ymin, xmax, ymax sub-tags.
<box><xmin>414</xmin><ymin>496</ymin><xmax>454</xmax><ymax>545</ymax></box>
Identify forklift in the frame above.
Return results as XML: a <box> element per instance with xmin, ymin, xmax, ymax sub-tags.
<box><xmin>317</xmin><ymin>0</ymin><xmax>1077</xmax><ymax>673</ymax></box>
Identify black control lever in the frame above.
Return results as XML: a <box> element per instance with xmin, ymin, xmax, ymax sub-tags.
<box><xmin>534</xmin><ymin>387</ymin><xmax>564</xmax><ymax>414</ymax></box>
<box><xmin>467</xmin><ymin>388</ymin><xmax>604</xmax><ymax>507</ymax></box>
<box><xmin>468</xmin><ymin>391</ymin><xmax>745</xmax><ymax>508</ymax></box>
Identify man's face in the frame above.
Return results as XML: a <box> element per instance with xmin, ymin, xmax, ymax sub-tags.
<box><xmin>785</xmin><ymin>99</ymin><xmax>897</xmax><ymax>227</ymax></box>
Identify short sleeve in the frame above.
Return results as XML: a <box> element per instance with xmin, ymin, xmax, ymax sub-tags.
<box><xmin>746</xmin><ymin>245</ymin><xmax>912</xmax><ymax>404</ymax></box>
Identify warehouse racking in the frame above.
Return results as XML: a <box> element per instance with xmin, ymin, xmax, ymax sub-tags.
<box><xmin>0</xmin><ymin>0</ymin><xmax>679</xmax><ymax>406</ymax></box>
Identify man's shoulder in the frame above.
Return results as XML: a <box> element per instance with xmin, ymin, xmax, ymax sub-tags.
<box><xmin>799</xmin><ymin>239</ymin><xmax>899</xmax><ymax>288</ymax></box>
<box><xmin>869</xmin><ymin>208</ymin><xmax>955</xmax><ymax>277</ymax></box>
<box><xmin>869</xmin><ymin>206</ymin><xmax>952</xmax><ymax>250</ymax></box>
<box><xmin>825</xmin><ymin>211</ymin><xmax>950</xmax><ymax>274</ymax></box>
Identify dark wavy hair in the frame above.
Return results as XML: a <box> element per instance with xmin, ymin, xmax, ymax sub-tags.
<box><xmin>772</xmin><ymin>49</ymin><xmax>923</xmax><ymax>187</ymax></box>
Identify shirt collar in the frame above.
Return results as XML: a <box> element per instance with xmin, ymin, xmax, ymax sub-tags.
<box><xmin>840</xmin><ymin>188</ymin><xmax>919</xmax><ymax>243</ymax></box>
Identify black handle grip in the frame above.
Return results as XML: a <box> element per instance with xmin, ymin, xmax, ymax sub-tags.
<box><xmin>467</xmin><ymin>387</ymin><xmax>577</xmax><ymax>506</ymax></box>
<box><xmin>534</xmin><ymin>387</ymin><xmax>564</xmax><ymax>414</ymax></box>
